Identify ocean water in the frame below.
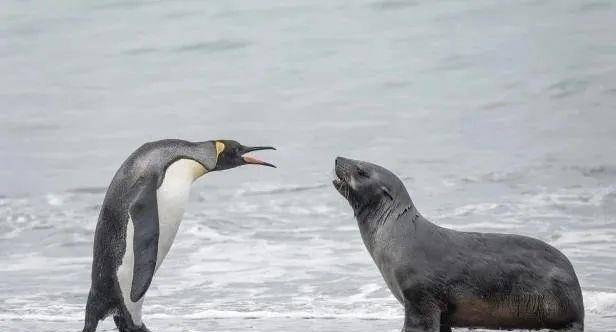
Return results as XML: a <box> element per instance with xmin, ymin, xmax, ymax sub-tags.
<box><xmin>1</xmin><ymin>0</ymin><xmax>616</xmax><ymax>331</ymax></box>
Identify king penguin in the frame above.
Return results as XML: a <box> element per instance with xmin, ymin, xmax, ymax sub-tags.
<box><xmin>82</xmin><ymin>139</ymin><xmax>275</xmax><ymax>332</ymax></box>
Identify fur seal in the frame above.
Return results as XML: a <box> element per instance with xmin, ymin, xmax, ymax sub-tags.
<box><xmin>332</xmin><ymin>157</ymin><xmax>584</xmax><ymax>332</ymax></box>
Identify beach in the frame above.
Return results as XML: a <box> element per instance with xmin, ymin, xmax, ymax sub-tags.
<box><xmin>1</xmin><ymin>0</ymin><xmax>616</xmax><ymax>330</ymax></box>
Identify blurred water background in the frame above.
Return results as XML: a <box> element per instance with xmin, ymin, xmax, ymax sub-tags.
<box><xmin>1</xmin><ymin>0</ymin><xmax>616</xmax><ymax>331</ymax></box>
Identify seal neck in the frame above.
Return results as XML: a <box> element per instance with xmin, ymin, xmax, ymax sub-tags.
<box><xmin>355</xmin><ymin>199</ymin><xmax>417</xmax><ymax>253</ymax></box>
<box><xmin>356</xmin><ymin>198</ymin><xmax>416</xmax><ymax>228</ymax></box>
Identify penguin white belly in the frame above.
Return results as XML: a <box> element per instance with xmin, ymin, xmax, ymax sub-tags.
<box><xmin>116</xmin><ymin>159</ymin><xmax>206</xmax><ymax>325</ymax></box>
<box><xmin>155</xmin><ymin>159</ymin><xmax>207</xmax><ymax>269</ymax></box>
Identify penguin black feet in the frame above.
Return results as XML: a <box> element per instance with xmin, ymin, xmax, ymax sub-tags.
<box><xmin>439</xmin><ymin>324</ymin><xmax>452</xmax><ymax>332</ymax></box>
<box><xmin>113</xmin><ymin>315</ymin><xmax>152</xmax><ymax>332</ymax></box>
<box><xmin>82</xmin><ymin>309</ymin><xmax>100</xmax><ymax>332</ymax></box>
<box><xmin>82</xmin><ymin>291</ymin><xmax>109</xmax><ymax>332</ymax></box>
<box><xmin>82</xmin><ymin>319</ymin><xmax>99</xmax><ymax>332</ymax></box>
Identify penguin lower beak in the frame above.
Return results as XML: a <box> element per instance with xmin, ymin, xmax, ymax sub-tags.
<box><xmin>241</xmin><ymin>146</ymin><xmax>276</xmax><ymax>168</ymax></box>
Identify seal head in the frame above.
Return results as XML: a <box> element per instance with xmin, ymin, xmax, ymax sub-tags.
<box><xmin>333</xmin><ymin>156</ymin><xmax>412</xmax><ymax>220</ymax></box>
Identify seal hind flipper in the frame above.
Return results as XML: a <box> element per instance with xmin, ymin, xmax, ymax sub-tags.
<box><xmin>128</xmin><ymin>177</ymin><xmax>160</xmax><ymax>302</ymax></box>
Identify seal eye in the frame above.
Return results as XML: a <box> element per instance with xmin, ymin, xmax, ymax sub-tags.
<box><xmin>381</xmin><ymin>186</ymin><xmax>393</xmax><ymax>200</ymax></box>
<box><xmin>357</xmin><ymin>167</ymin><xmax>370</xmax><ymax>178</ymax></box>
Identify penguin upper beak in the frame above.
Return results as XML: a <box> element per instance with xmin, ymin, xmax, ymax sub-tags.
<box><xmin>241</xmin><ymin>146</ymin><xmax>276</xmax><ymax>168</ymax></box>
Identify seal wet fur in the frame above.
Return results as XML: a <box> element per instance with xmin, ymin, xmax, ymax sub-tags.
<box><xmin>332</xmin><ymin>157</ymin><xmax>584</xmax><ymax>332</ymax></box>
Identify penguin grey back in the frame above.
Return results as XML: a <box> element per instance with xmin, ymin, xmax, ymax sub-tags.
<box><xmin>110</xmin><ymin>139</ymin><xmax>218</xmax><ymax>192</ymax></box>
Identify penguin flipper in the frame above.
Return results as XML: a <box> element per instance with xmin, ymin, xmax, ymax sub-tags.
<box><xmin>128</xmin><ymin>177</ymin><xmax>160</xmax><ymax>302</ymax></box>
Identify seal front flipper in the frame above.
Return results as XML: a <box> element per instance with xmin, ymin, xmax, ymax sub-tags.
<box><xmin>402</xmin><ymin>288</ymin><xmax>441</xmax><ymax>332</ymax></box>
<box><xmin>129</xmin><ymin>176</ymin><xmax>160</xmax><ymax>303</ymax></box>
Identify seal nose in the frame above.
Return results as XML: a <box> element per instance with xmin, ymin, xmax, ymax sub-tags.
<box><xmin>335</xmin><ymin>157</ymin><xmax>355</xmax><ymax>179</ymax></box>
<box><xmin>335</xmin><ymin>157</ymin><xmax>346</xmax><ymax>171</ymax></box>
<box><xmin>335</xmin><ymin>156</ymin><xmax>351</xmax><ymax>166</ymax></box>
<box><xmin>336</xmin><ymin>156</ymin><xmax>358</xmax><ymax>171</ymax></box>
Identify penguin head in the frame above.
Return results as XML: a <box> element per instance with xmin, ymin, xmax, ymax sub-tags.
<box><xmin>212</xmin><ymin>140</ymin><xmax>276</xmax><ymax>171</ymax></box>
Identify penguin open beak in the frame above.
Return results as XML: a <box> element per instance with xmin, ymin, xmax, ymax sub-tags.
<box><xmin>241</xmin><ymin>146</ymin><xmax>276</xmax><ymax>168</ymax></box>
